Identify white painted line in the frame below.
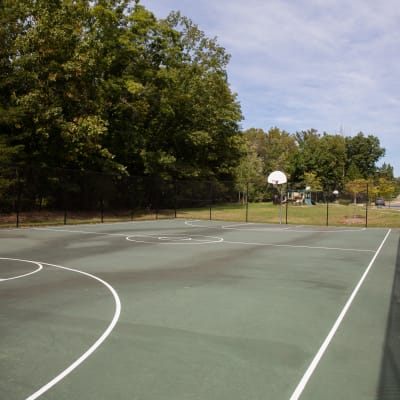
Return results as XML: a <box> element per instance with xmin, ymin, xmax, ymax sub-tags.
<box><xmin>34</xmin><ymin>227</ymin><xmax>223</xmax><ymax>245</ymax></box>
<box><xmin>289</xmin><ymin>227</ymin><xmax>367</xmax><ymax>233</ymax></box>
<box><xmin>0</xmin><ymin>258</ymin><xmax>43</xmax><ymax>281</ymax></box>
<box><xmin>184</xmin><ymin>220</ymin><xmax>218</xmax><ymax>229</ymax></box>
<box><xmin>223</xmin><ymin>223</ymin><xmax>290</xmax><ymax>231</ymax></box>
<box><xmin>223</xmin><ymin>226</ymin><xmax>367</xmax><ymax>233</ymax></box>
<box><xmin>184</xmin><ymin>220</ymin><xmax>287</xmax><ymax>231</ymax></box>
<box><xmin>289</xmin><ymin>228</ymin><xmax>392</xmax><ymax>400</ymax></box>
<box><xmin>222</xmin><ymin>222</ymin><xmax>255</xmax><ymax>229</ymax></box>
<box><xmin>184</xmin><ymin>220</ymin><xmax>366</xmax><ymax>233</ymax></box>
<box><xmin>126</xmin><ymin>234</ymin><xmax>224</xmax><ymax>245</ymax></box>
<box><xmin>32</xmin><ymin>219</ymin><xmax>166</xmax><ymax>229</ymax></box>
<box><xmin>223</xmin><ymin>240</ymin><xmax>375</xmax><ymax>253</ymax></box>
<box><xmin>24</xmin><ymin>261</ymin><xmax>121</xmax><ymax>400</ymax></box>
<box><xmin>33</xmin><ymin>227</ymin><xmax>126</xmax><ymax>237</ymax></box>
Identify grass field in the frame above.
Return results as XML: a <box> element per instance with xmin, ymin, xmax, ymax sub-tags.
<box><xmin>1</xmin><ymin>202</ymin><xmax>399</xmax><ymax>228</ymax></box>
<box><xmin>177</xmin><ymin>202</ymin><xmax>400</xmax><ymax>228</ymax></box>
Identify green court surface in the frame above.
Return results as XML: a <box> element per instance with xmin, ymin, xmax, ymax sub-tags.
<box><xmin>0</xmin><ymin>220</ymin><xmax>399</xmax><ymax>400</ymax></box>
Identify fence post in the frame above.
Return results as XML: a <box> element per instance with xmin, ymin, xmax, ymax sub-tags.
<box><xmin>63</xmin><ymin>192</ymin><xmax>67</xmax><ymax>225</ymax></box>
<box><xmin>365</xmin><ymin>183</ymin><xmax>368</xmax><ymax>228</ymax></box>
<box><xmin>209</xmin><ymin>181</ymin><xmax>213</xmax><ymax>221</ymax></box>
<box><xmin>63</xmin><ymin>184</ymin><xmax>67</xmax><ymax>225</ymax></box>
<box><xmin>15</xmin><ymin>168</ymin><xmax>20</xmax><ymax>228</ymax></box>
<box><xmin>245</xmin><ymin>181</ymin><xmax>249</xmax><ymax>223</ymax></box>
<box><xmin>174</xmin><ymin>180</ymin><xmax>177</xmax><ymax>219</ymax></box>
<box><xmin>325</xmin><ymin>189</ymin><xmax>330</xmax><ymax>226</ymax></box>
<box><xmin>285</xmin><ymin>184</ymin><xmax>288</xmax><ymax>224</ymax></box>
<box><xmin>326</xmin><ymin>194</ymin><xmax>329</xmax><ymax>226</ymax></box>
<box><xmin>130</xmin><ymin>177</ymin><xmax>135</xmax><ymax>221</ymax></box>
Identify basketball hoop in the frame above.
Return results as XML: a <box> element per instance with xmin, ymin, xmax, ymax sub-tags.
<box><xmin>267</xmin><ymin>171</ymin><xmax>287</xmax><ymax>224</ymax></box>
<box><xmin>267</xmin><ymin>171</ymin><xmax>287</xmax><ymax>185</ymax></box>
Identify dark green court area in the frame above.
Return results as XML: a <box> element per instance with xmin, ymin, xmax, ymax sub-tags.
<box><xmin>0</xmin><ymin>220</ymin><xmax>399</xmax><ymax>399</ymax></box>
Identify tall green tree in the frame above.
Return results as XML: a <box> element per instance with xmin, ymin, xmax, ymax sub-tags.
<box><xmin>235</xmin><ymin>139</ymin><xmax>264</xmax><ymax>202</ymax></box>
<box><xmin>291</xmin><ymin>129</ymin><xmax>321</xmax><ymax>184</ymax></box>
<box><xmin>264</xmin><ymin>127</ymin><xmax>297</xmax><ymax>176</ymax></box>
<box><xmin>131</xmin><ymin>11</ymin><xmax>244</xmax><ymax>179</ymax></box>
<box><xmin>345</xmin><ymin>132</ymin><xmax>385</xmax><ymax>179</ymax></box>
<box><xmin>243</xmin><ymin>128</ymin><xmax>268</xmax><ymax>164</ymax></box>
<box><xmin>0</xmin><ymin>0</ymin><xmax>26</xmax><ymax>166</ymax></box>
<box><xmin>243</xmin><ymin>127</ymin><xmax>297</xmax><ymax>178</ymax></box>
<box><xmin>377</xmin><ymin>163</ymin><xmax>394</xmax><ymax>180</ymax></box>
<box><xmin>315</xmin><ymin>133</ymin><xmax>346</xmax><ymax>188</ymax></box>
<box><xmin>1</xmin><ymin>1</ymin><xmax>244</xmax><ymax>180</ymax></box>
<box><xmin>1</xmin><ymin>0</ymin><xmax>129</xmax><ymax>172</ymax></box>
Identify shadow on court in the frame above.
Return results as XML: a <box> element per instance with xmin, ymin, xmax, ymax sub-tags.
<box><xmin>378</xmin><ymin>236</ymin><xmax>400</xmax><ymax>399</ymax></box>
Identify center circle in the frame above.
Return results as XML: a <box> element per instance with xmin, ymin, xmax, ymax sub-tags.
<box><xmin>126</xmin><ymin>234</ymin><xmax>223</xmax><ymax>245</ymax></box>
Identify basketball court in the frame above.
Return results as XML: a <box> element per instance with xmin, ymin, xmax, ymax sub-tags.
<box><xmin>0</xmin><ymin>219</ymin><xmax>399</xmax><ymax>399</ymax></box>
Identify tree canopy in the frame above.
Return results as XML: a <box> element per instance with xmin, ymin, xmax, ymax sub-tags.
<box><xmin>0</xmin><ymin>0</ymin><xmax>245</xmax><ymax>180</ymax></box>
<box><xmin>1</xmin><ymin>0</ymin><xmax>394</xmax><ymax>190</ymax></box>
<box><xmin>242</xmin><ymin>127</ymin><xmax>389</xmax><ymax>189</ymax></box>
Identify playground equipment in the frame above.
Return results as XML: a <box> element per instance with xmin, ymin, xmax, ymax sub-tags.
<box><xmin>286</xmin><ymin>188</ymin><xmax>313</xmax><ymax>205</ymax></box>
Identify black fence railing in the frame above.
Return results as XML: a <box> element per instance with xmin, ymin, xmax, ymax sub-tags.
<box><xmin>0</xmin><ymin>166</ymin><xmax>398</xmax><ymax>228</ymax></box>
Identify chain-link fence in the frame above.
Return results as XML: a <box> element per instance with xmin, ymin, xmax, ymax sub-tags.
<box><xmin>0</xmin><ymin>166</ymin><xmax>398</xmax><ymax>227</ymax></box>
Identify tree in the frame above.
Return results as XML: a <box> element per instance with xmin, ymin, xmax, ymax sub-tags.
<box><xmin>0</xmin><ymin>0</ymin><xmax>129</xmax><ymax>172</ymax></box>
<box><xmin>303</xmin><ymin>172</ymin><xmax>322</xmax><ymax>192</ymax></box>
<box><xmin>0</xmin><ymin>2</ymin><xmax>244</xmax><ymax>180</ymax></box>
<box><xmin>134</xmin><ymin>11</ymin><xmax>244</xmax><ymax>180</ymax></box>
<box><xmin>235</xmin><ymin>140</ymin><xmax>264</xmax><ymax>202</ymax></box>
<box><xmin>377</xmin><ymin>163</ymin><xmax>394</xmax><ymax>180</ymax></box>
<box><xmin>0</xmin><ymin>0</ymin><xmax>27</xmax><ymax>167</ymax></box>
<box><xmin>243</xmin><ymin>128</ymin><xmax>268</xmax><ymax>165</ymax></box>
<box><xmin>370</xmin><ymin>178</ymin><xmax>395</xmax><ymax>201</ymax></box>
<box><xmin>315</xmin><ymin>134</ymin><xmax>346</xmax><ymax>188</ymax></box>
<box><xmin>345</xmin><ymin>132</ymin><xmax>385</xmax><ymax>179</ymax></box>
<box><xmin>243</xmin><ymin>127</ymin><xmax>297</xmax><ymax>179</ymax></box>
<box><xmin>264</xmin><ymin>127</ymin><xmax>297</xmax><ymax>177</ymax></box>
<box><xmin>291</xmin><ymin>129</ymin><xmax>321</xmax><ymax>185</ymax></box>
<box><xmin>344</xmin><ymin>179</ymin><xmax>368</xmax><ymax>204</ymax></box>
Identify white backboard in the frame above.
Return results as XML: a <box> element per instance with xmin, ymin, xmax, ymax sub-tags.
<box><xmin>267</xmin><ymin>171</ymin><xmax>287</xmax><ymax>185</ymax></box>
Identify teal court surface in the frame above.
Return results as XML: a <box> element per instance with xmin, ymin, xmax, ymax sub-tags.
<box><xmin>0</xmin><ymin>219</ymin><xmax>399</xmax><ymax>400</ymax></box>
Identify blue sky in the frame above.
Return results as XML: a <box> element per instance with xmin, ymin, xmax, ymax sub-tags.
<box><xmin>139</xmin><ymin>0</ymin><xmax>400</xmax><ymax>176</ymax></box>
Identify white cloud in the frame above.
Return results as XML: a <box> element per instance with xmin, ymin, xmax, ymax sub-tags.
<box><xmin>140</xmin><ymin>0</ymin><xmax>400</xmax><ymax>175</ymax></box>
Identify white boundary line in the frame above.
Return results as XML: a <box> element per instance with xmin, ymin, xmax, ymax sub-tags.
<box><xmin>34</xmin><ymin>227</ymin><xmax>225</xmax><ymax>245</ymax></box>
<box><xmin>225</xmin><ymin>226</ymin><xmax>367</xmax><ymax>233</ymax></box>
<box><xmin>33</xmin><ymin>227</ymin><xmax>126</xmax><ymax>236</ymax></box>
<box><xmin>33</xmin><ymin>225</ymin><xmax>372</xmax><ymax>252</ymax></box>
<box><xmin>289</xmin><ymin>228</ymin><xmax>392</xmax><ymax>400</ymax></box>
<box><xmin>0</xmin><ymin>258</ymin><xmax>43</xmax><ymax>281</ymax></box>
<box><xmin>184</xmin><ymin>220</ymin><xmax>367</xmax><ymax>233</ymax></box>
<box><xmin>222</xmin><ymin>240</ymin><xmax>374</xmax><ymax>253</ymax></box>
<box><xmin>21</xmin><ymin>261</ymin><xmax>122</xmax><ymax>400</ymax></box>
